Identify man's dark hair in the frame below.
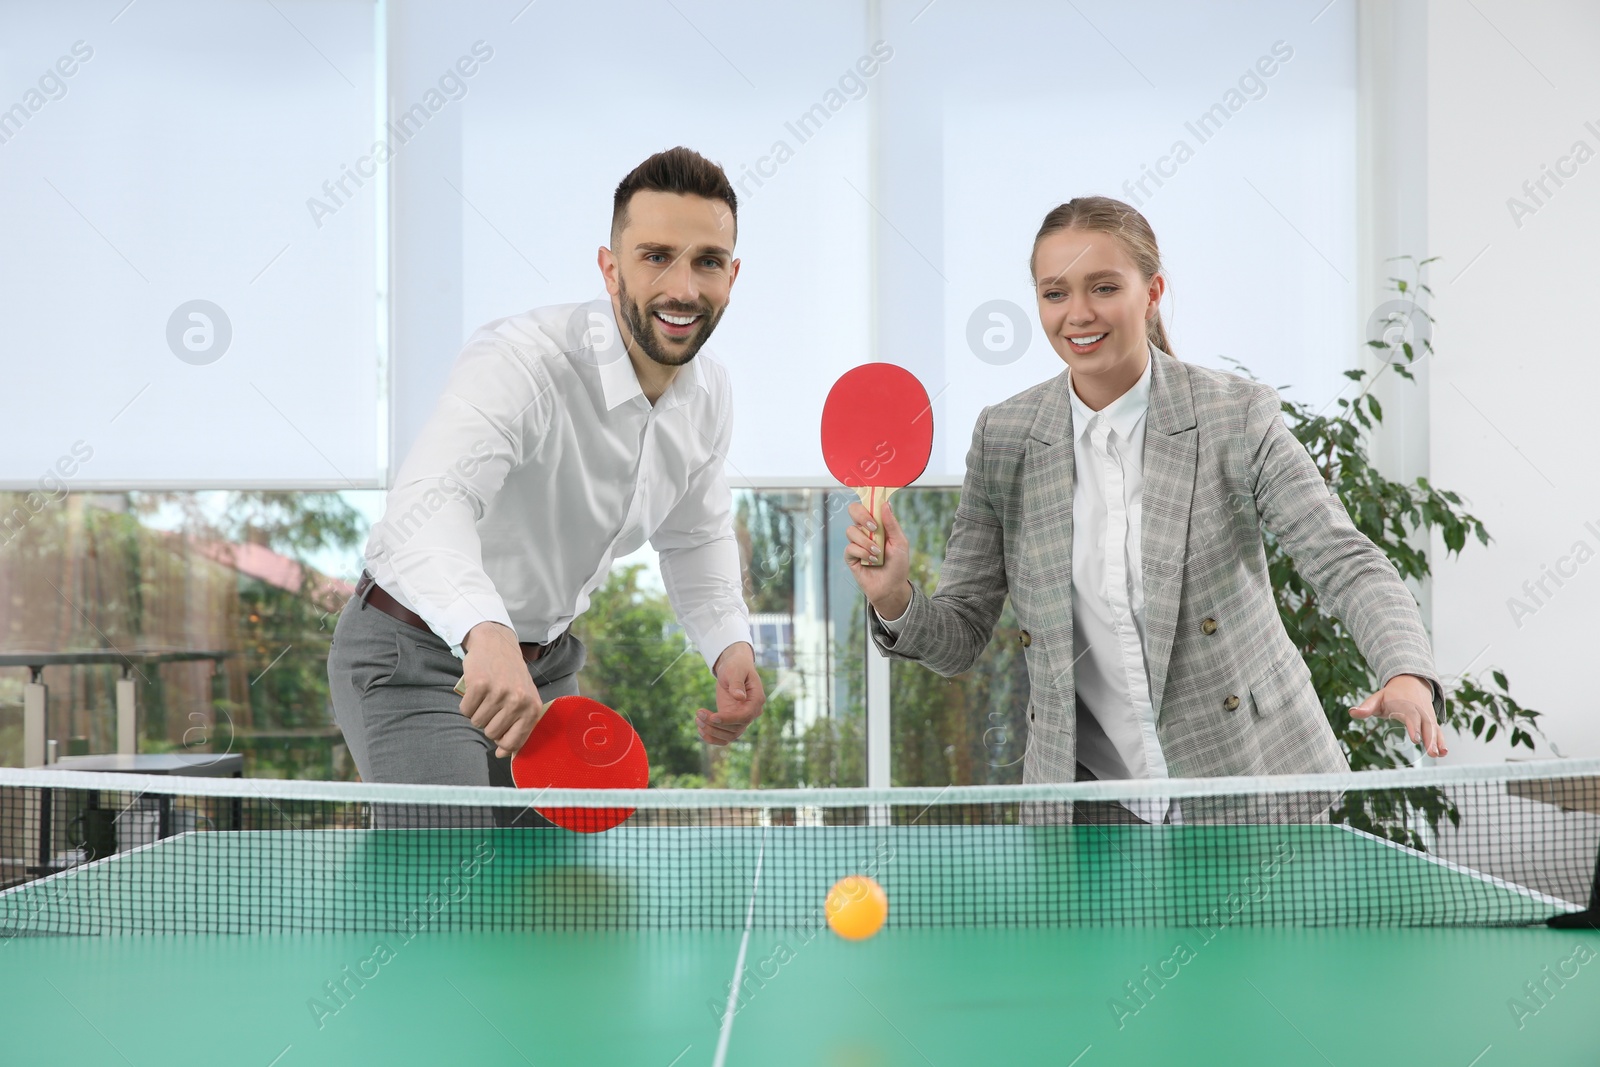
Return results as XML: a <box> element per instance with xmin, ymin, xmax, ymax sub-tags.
<box><xmin>611</xmin><ymin>146</ymin><xmax>738</xmax><ymax>249</ymax></box>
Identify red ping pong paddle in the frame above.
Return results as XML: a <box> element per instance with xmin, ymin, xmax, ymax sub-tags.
<box><xmin>820</xmin><ymin>363</ymin><xmax>934</xmax><ymax>566</ymax></box>
<box><xmin>508</xmin><ymin>695</ymin><xmax>649</xmax><ymax>833</ymax></box>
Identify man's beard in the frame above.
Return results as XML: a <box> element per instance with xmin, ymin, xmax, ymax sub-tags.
<box><xmin>617</xmin><ymin>277</ymin><xmax>722</xmax><ymax>368</ymax></box>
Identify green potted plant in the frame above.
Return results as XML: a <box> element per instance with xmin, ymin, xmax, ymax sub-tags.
<box><xmin>1237</xmin><ymin>256</ymin><xmax>1542</xmax><ymax>847</ymax></box>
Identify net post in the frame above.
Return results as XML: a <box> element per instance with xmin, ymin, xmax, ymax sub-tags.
<box><xmin>1546</xmin><ymin>841</ymin><xmax>1600</xmax><ymax>930</ymax></box>
<box><xmin>36</xmin><ymin>786</ymin><xmax>52</xmax><ymax>872</ymax></box>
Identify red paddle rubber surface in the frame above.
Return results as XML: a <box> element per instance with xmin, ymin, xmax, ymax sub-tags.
<box><xmin>510</xmin><ymin>696</ymin><xmax>649</xmax><ymax>832</ymax></box>
<box><xmin>819</xmin><ymin>362</ymin><xmax>934</xmax><ymax>489</ymax></box>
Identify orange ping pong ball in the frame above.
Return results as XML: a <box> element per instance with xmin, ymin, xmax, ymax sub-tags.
<box><xmin>825</xmin><ymin>875</ymin><xmax>888</xmax><ymax>940</ymax></box>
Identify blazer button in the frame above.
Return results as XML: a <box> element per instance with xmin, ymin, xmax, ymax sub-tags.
<box><xmin>1223</xmin><ymin>694</ymin><xmax>1241</xmax><ymax>712</ymax></box>
<box><xmin>1019</xmin><ymin>630</ymin><xmax>1032</xmax><ymax>648</ymax></box>
<box><xmin>1201</xmin><ymin>617</ymin><xmax>1218</xmax><ymax>635</ymax></box>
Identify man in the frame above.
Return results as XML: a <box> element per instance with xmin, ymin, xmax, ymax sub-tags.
<box><xmin>329</xmin><ymin>147</ymin><xmax>764</xmax><ymax>812</ymax></box>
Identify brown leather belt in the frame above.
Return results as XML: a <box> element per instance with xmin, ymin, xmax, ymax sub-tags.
<box><xmin>354</xmin><ymin>572</ymin><xmax>555</xmax><ymax>663</ymax></box>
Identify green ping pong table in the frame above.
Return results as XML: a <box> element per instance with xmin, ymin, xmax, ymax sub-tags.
<box><xmin>3</xmin><ymin>820</ymin><xmax>1598</xmax><ymax>1067</ymax></box>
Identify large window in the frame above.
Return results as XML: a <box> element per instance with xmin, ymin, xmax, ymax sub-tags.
<box><xmin>884</xmin><ymin>490</ymin><xmax>1032</xmax><ymax>786</ymax></box>
<box><xmin>0</xmin><ymin>491</ymin><xmax>371</xmax><ymax>777</ymax></box>
<box><xmin>0</xmin><ymin>1</ymin><xmax>1360</xmax><ymax>785</ymax></box>
<box><xmin>0</xmin><ymin>487</ymin><xmax>1034</xmax><ymax>787</ymax></box>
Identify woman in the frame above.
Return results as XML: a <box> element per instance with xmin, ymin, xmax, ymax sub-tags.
<box><xmin>847</xmin><ymin>197</ymin><xmax>1445</xmax><ymax>823</ymax></box>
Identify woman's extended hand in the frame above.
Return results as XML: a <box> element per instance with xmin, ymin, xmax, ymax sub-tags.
<box><xmin>1349</xmin><ymin>674</ymin><xmax>1448</xmax><ymax>757</ymax></box>
<box><xmin>844</xmin><ymin>497</ymin><xmax>914</xmax><ymax>621</ymax></box>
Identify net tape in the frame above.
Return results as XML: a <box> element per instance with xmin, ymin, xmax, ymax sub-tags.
<box><xmin>3</xmin><ymin>757</ymin><xmax>1598</xmax><ymax>809</ymax></box>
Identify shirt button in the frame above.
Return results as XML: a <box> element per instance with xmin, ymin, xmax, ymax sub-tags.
<box><xmin>1019</xmin><ymin>630</ymin><xmax>1032</xmax><ymax>648</ymax></box>
<box><xmin>1201</xmin><ymin>617</ymin><xmax>1218</xmax><ymax>635</ymax></box>
<box><xmin>1223</xmin><ymin>694</ymin><xmax>1241</xmax><ymax>712</ymax></box>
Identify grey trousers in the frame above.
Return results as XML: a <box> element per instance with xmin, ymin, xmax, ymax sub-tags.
<box><xmin>327</xmin><ymin>591</ymin><xmax>586</xmax><ymax>827</ymax></box>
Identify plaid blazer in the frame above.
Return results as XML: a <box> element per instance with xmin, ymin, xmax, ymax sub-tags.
<box><xmin>871</xmin><ymin>347</ymin><xmax>1444</xmax><ymax>785</ymax></box>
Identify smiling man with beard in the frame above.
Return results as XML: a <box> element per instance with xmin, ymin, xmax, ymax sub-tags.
<box><xmin>329</xmin><ymin>147</ymin><xmax>763</xmax><ymax>815</ymax></box>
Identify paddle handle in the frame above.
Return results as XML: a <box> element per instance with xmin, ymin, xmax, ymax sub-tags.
<box><xmin>854</xmin><ymin>486</ymin><xmax>896</xmax><ymax>567</ymax></box>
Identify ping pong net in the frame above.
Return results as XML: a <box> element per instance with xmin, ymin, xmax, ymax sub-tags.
<box><xmin>2</xmin><ymin>761</ymin><xmax>1597</xmax><ymax>935</ymax></box>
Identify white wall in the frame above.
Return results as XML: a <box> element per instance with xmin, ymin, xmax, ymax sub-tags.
<box><xmin>1424</xmin><ymin>0</ymin><xmax>1600</xmax><ymax>759</ymax></box>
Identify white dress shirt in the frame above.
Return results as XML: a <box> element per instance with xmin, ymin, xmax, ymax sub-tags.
<box><xmin>1062</xmin><ymin>352</ymin><xmax>1175</xmax><ymax>824</ymax></box>
<box><xmin>363</xmin><ymin>297</ymin><xmax>752</xmax><ymax>673</ymax></box>
<box><xmin>880</xmin><ymin>348</ymin><xmax>1174</xmax><ymax>821</ymax></box>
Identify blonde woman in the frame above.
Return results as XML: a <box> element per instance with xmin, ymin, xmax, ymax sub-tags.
<box><xmin>846</xmin><ymin>197</ymin><xmax>1445</xmax><ymax>823</ymax></box>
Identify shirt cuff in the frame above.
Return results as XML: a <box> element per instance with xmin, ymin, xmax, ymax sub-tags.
<box><xmin>699</xmin><ymin>616</ymin><xmax>755</xmax><ymax>675</ymax></box>
<box><xmin>431</xmin><ymin>606</ymin><xmax>517</xmax><ymax>652</ymax></box>
<box><xmin>874</xmin><ymin>602</ymin><xmax>910</xmax><ymax>633</ymax></box>
<box><xmin>380</xmin><ymin>569</ymin><xmax>515</xmax><ymax>650</ymax></box>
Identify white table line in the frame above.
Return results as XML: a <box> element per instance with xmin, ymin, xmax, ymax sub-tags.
<box><xmin>712</xmin><ymin>824</ymin><xmax>768</xmax><ymax>1067</ymax></box>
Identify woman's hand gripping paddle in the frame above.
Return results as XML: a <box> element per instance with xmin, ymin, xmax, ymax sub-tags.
<box><xmin>820</xmin><ymin>363</ymin><xmax>934</xmax><ymax>566</ymax></box>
